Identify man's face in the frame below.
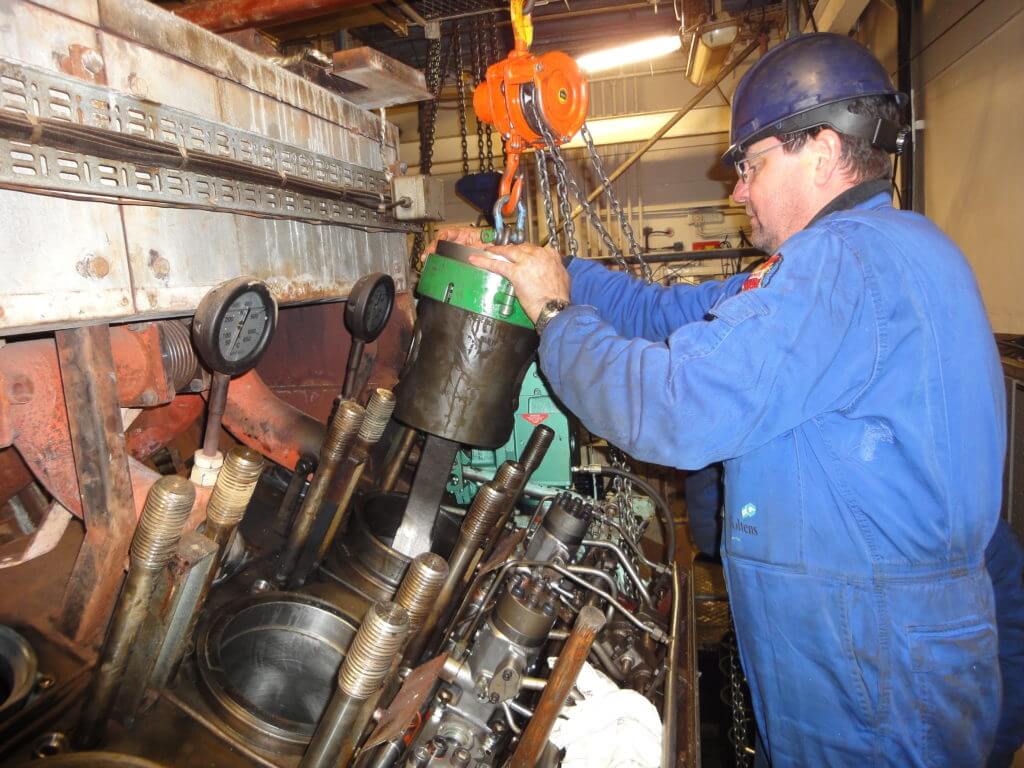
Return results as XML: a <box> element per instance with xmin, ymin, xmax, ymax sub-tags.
<box><xmin>731</xmin><ymin>136</ymin><xmax>811</xmax><ymax>253</ymax></box>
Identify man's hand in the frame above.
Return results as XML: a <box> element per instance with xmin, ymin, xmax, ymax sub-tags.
<box><xmin>468</xmin><ymin>243</ymin><xmax>570</xmax><ymax>323</ymax></box>
<box><xmin>420</xmin><ymin>226</ymin><xmax>486</xmax><ymax>267</ymax></box>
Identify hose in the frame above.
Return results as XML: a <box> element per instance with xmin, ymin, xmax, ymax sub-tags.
<box><xmin>575</xmin><ymin>464</ymin><xmax>676</xmax><ymax>564</ymax></box>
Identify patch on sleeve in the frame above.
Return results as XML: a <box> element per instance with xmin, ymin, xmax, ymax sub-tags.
<box><xmin>741</xmin><ymin>253</ymin><xmax>783</xmax><ymax>292</ymax></box>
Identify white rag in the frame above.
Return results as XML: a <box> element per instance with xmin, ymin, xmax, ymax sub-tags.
<box><xmin>546</xmin><ymin>659</ymin><xmax>663</xmax><ymax>768</ymax></box>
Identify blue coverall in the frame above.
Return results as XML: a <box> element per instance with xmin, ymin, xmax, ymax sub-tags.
<box><xmin>686</xmin><ymin>463</ymin><xmax>1024</xmax><ymax>766</ymax></box>
<box><xmin>538</xmin><ymin>187</ymin><xmax>1007</xmax><ymax>766</ymax></box>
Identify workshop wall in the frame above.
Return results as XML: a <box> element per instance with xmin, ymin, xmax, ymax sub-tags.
<box><xmin>917</xmin><ymin>0</ymin><xmax>1024</xmax><ymax>333</ymax></box>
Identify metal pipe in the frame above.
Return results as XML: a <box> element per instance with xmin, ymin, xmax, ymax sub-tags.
<box><xmin>379</xmin><ymin>425</ymin><xmax>417</xmax><ymax>493</ymax></box>
<box><xmin>662</xmin><ymin>563</ymin><xmax>681</xmax><ymax>768</ymax></box>
<box><xmin>403</xmin><ymin>484</ymin><xmax>507</xmax><ymax>665</ymax></box>
<box><xmin>300</xmin><ymin>602</ymin><xmax>409</xmax><ymax>768</ymax></box>
<box><xmin>787</xmin><ymin>0</ymin><xmax>800</xmax><ymax>38</ymax></box>
<box><xmin>509</xmin><ymin>606</ymin><xmax>606</xmax><ymax>767</ymax></box>
<box><xmin>540</xmin><ymin>38</ymin><xmax>761</xmax><ymax>247</ymax></box>
<box><xmin>74</xmin><ymin>476</ymin><xmax>196</xmax><ymax>749</ymax></box>
<box><xmin>277</xmin><ymin>400</ymin><xmax>364</xmax><ymax>585</ymax></box>
<box><xmin>589</xmin><ymin>246</ymin><xmax>763</xmax><ymax>265</ymax></box>
<box><xmin>581</xmin><ymin>538</ymin><xmax>653</xmax><ymax>608</ymax></box>
<box><xmin>201</xmin><ymin>372</ymin><xmax>229</xmax><ymax>457</ymax></box>
<box><xmin>276</xmin><ymin>454</ymin><xmax>316</xmax><ymax>534</ymax></box>
<box><xmin>222</xmin><ymin>368</ymin><xmax>326</xmax><ymax>471</ymax></box>
<box><xmin>461</xmin><ymin>466</ymin><xmax>556</xmax><ymax>501</ymax></box>
<box><xmin>312</xmin><ymin>389</ymin><xmax>396</xmax><ymax>570</ymax></box>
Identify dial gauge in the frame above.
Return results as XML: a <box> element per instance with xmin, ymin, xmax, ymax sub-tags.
<box><xmin>192</xmin><ymin>277</ymin><xmax>277</xmax><ymax>376</ymax></box>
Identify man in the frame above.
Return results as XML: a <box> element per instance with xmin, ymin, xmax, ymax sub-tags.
<box><xmin>686</xmin><ymin>460</ymin><xmax>1024</xmax><ymax>766</ymax></box>
<box><xmin>437</xmin><ymin>32</ymin><xmax>1006</xmax><ymax>766</ymax></box>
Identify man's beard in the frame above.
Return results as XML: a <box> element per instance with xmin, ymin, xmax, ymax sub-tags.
<box><xmin>748</xmin><ymin>213</ymin><xmax>776</xmax><ymax>252</ymax></box>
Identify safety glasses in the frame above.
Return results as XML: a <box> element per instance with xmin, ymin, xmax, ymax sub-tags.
<box><xmin>735</xmin><ymin>137</ymin><xmax>800</xmax><ymax>184</ymax></box>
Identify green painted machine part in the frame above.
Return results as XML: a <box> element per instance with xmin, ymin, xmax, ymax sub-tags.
<box><xmin>448</xmin><ymin>363</ymin><xmax>573</xmax><ymax>505</ymax></box>
<box><xmin>417</xmin><ymin>248</ymin><xmax>533</xmax><ymax>329</ymax></box>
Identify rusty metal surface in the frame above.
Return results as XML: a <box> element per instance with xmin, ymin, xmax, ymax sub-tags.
<box><xmin>125</xmin><ymin>396</ymin><xmax>206</xmax><ymax>461</ymax></box>
<box><xmin>257</xmin><ymin>293</ymin><xmax>415</xmax><ymax>424</ymax></box>
<box><xmin>364</xmin><ymin>653</ymin><xmax>448</xmax><ymax>751</ymax></box>
<box><xmin>176</xmin><ymin>0</ymin><xmax>374</xmax><ymax>32</ymax></box>
<box><xmin>0</xmin><ymin>0</ymin><xmax>408</xmax><ymax>335</ymax></box>
<box><xmin>54</xmin><ymin>324</ymin><xmax>139</xmax><ymax>646</ymax></box>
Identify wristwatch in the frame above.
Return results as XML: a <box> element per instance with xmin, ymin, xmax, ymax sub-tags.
<box><xmin>534</xmin><ymin>298</ymin><xmax>570</xmax><ymax>335</ymax></box>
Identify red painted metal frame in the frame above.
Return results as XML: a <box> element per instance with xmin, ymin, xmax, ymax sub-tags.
<box><xmin>176</xmin><ymin>0</ymin><xmax>375</xmax><ymax>33</ymax></box>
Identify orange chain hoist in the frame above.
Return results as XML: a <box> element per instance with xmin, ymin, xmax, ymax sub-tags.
<box><xmin>472</xmin><ymin>0</ymin><xmax>589</xmax><ymax>223</ymax></box>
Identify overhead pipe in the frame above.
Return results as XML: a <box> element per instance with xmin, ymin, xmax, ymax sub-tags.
<box><xmin>175</xmin><ymin>0</ymin><xmax>377</xmax><ymax>33</ymax></box>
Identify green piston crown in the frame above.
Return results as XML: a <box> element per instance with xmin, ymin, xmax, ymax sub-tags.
<box><xmin>417</xmin><ymin>241</ymin><xmax>534</xmax><ymax>330</ymax></box>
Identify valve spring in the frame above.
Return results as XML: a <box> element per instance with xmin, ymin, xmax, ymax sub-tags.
<box><xmin>160</xmin><ymin>319</ymin><xmax>200</xmax><ymax>392</ymax></box>
<box><xmin>323</xmin><ymin>400</ymin><xmax>365</xmax><ymax>460</ymax></box>
<box><xmin>206</xmin><ymin>446</ymin><xmax>264</xmax><ymax>527</ymax></box>
<box><xmin>518</xmin><ymin>424</ymin><xmax>555</xmax><ymax>475</ymax></box>
<box><xmin>130</xmin><ymin>476</ymin><xmax>196</xmax><ymax>569</ymax></box>
<box><xmin>461</xmin><ymin>484</ymin><xmax>507</xmax><ymax>544</ymax></box>
<box><xmin>357</xmin><ymin>388</ymin><xmax>396</xmax><ymax>443</ymax></box>
<box><xmin>493</xmin><ymin>460</ymin><xmax>525</xmax><ymax>492</ymax></box>
<box><xmin>395</xmin><ymin>553</ymin><xmax>449</xmax><ymax>632</ymax></box>
<box><xmin>338</xmin><ymin>601</ymin><xmax>409</xmax><ymax>698</ymax></box>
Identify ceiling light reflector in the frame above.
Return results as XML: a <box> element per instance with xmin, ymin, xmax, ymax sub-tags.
<box><xmin>576</xmin><ymin>34</ymin><xmax>682</xmax><ymax>74</ymax></box>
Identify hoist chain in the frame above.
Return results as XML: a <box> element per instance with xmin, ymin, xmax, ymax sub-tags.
<box><xmin>412</xmin><ymin>32</ymin><xmax>447</xmax><ymax>269</ymax></box>
<box><xmin>488</xmin><ymin>20</ymin><xmax>501</xmax><ymax>169</ymax></box>
<box><xmin>534</xmin><ymin>149</ymin><xmax>564</xmax><ymax>257</ymax></box>
<box><xmin>526</xmin><ymin>96</ymin><xmax>629</xmax><ymax>271</ymax></box>
<box><xmin>721</xmin><ymin>631</ymin><xmax>755</xmax><ymax>768</ymax></box>
<box><xmin>455</xmin><ymin>22</ymin><xmax>470</xmax><ymax>177</ymax></box>
<box><xmin>580</xmin><ymin>124</ymin><xmax>651</xmax><ymax>280</ymax></box>
<box><xmin>471</xmin><ymin>24</ymin><xmax>486</xmax><ymax>173</ymax></box>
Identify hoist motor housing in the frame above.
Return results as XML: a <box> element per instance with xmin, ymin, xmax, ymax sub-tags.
<box><xmin>473</xmin><ymin>50</ymin><xmax>589</xmax><ymax>148</ymax></box>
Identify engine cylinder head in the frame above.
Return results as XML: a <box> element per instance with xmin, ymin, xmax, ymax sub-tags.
<box><xmin>338</xmin><ymin>601</ymin><xmax>409</xmax><ymax>698</ymax></box>
<box><xmin>395</xmin><ymin>553</ymin><xmax>449</xmax><ymax>633</ymax></box>
<box><xmin>358</xmin><ymin>388</ymin><xmax>396</xmax><ymax>443</ymax></box>
<box><xmin>130</xmin><ymin>476</ymin><xmax>196</xmax><ymax>569</ymax></box>
<box><xmin>206</xmin><ymin>446</ymin><xmax>264</xmax><ymax>527</ymax></box>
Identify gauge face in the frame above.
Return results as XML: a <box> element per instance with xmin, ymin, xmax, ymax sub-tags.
<box><xmin>219</xmin><ymin>291</ymin><xmax>271</xmax><ymax>363</ymax></box>
<box><xmin>345</xmin><ymin>272</ymin><xmax>395</xmax><ymax>343</ymax></box>
<box><xmin>363</xmin><ymin>281</ymin><xmax>393</xmax><ymax>337</ymax></box>
<box><xmin>193</xmin><ymin>277</ymin><xmax>277</xmax><ymax>376</ymax></box>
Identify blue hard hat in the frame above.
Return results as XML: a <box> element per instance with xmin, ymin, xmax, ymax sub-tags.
<box><xmin>726</xmin><ymin>33</ymin><xmax>907</xmax><ymax>162</ymax></box>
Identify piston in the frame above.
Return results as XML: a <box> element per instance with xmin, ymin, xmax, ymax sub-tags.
<box><xmin>393</xmin><ymin>240</ymin><xmax>538</xmax><ymax>449</ymax></box>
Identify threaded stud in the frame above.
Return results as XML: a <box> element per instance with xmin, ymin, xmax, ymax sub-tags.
<box><xmin>323</xmin><ymin>400</ymin><xmax>365</xmax><ymax>461</ymax></box>
<box><xmin>338</xmin><ymin>601</ymin><xmax>409</xmax><ymax>698</ymax></box>
<box><xmin>131</xmin><ymin>476</ymin><xmax>196</xmax><ymax>569</ymax></box>
<box><xmin>206</xmin><ymin>446</ymin><xmax>264</xmax><ymax>527</ymax></box>
<box><xmin>461</xmin><ymin>485</ymin><xmax>508</xmax><ymax>544</ymax></box>
<box><xmin>395</xmin><ymin>554</ymin><xmax>448</xmax><ymax>633</ymax></box>
<box><xmin>493</xmin><ymin>461</ymin><xmax>525</xmax><ymax>493</ymax></box>
<box><xmin>358</xmin><ymin>388</ymin><xmax>396</xmax><ymax>443</ymax></box>
<box><xmin>519</xmin><ymin>425</ymin><xmax>555</xmax><ymax>476</ymax></box>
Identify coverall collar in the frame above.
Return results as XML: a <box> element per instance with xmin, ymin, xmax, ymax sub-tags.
<box><xmin>807</xmin><ymin>178</ymin><xmax>893</xmax><ymax>228</ymax></box>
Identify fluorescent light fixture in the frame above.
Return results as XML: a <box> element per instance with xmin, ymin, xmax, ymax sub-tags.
<box><xmin>687</xmin><ymin>24</ymin><xmax>739</xmax><ymax>85</ymax></box>
<box><xmin>576</xmin><ymin>34</ymin><xmax>682</xmax><ymax>74</ymax></box>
